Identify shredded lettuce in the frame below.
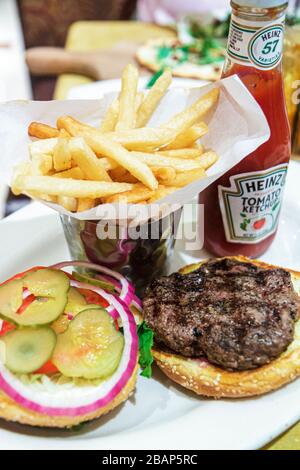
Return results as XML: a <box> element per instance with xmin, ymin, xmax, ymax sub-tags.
<box><xmin>138</xmin><ymin>322</ymin><xmax>154</xmax><ymax>378</ymax></box>
<box><xmin>17</xmin><ymin>372</ymin><xmax>104</xmax><ymax>389</ymax></box>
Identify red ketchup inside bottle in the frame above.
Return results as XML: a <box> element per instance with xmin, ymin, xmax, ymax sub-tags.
<box><xmin>200</xmin><ymin>2</ymin><xmax>291</xmax><ymax>258</ymax></box>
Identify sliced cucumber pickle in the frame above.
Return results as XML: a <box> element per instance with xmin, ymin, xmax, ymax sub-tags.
<box><xmin>0</xmin><ymin>269</ymin><xmax>70</xmax><ymax>326</ymax></box>
<box><xmin>72</xmin><ymin>272</ymin><xmax>115</xmax><ymax>293</ymax></box>
<box><xmin>52</xmin><ymin>308</ymin><xmax>124</xmax><ymax>379</ymax></box>
<box><xmin>52</xmin><ymin>287</ymin><xmax>89</xmax><ymax>334</ymax></box>
<box><xmin>23</xmin><ymin>269</ymin><xmax>69</xmax><ymax>298</ymax></box>
<box><xmin>3</xmin><ymin>327</ymin><xmax>56</xmax><ymax>374</ymax></box>
<box><xmin>64</xmin><ymin>287</ymin><xmax>87</xmax><ymax>315</ymax></box>
<box><xmin>0</xmin><ymin>279</ymin><xmax>23</xmax><ymax>323</ymax></box>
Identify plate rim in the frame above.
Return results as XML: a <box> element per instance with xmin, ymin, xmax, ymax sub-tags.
<box><xmin>0</xmin><ymin>161</ymin><xmax>300</xmax><ymax>450</ymax></box>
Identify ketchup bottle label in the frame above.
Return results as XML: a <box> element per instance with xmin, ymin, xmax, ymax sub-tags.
<box><xmin>228</xmin><ymin>14</ymin><xmax>285</xmax><ymax>70</ymax></box>
<box><xmin>218</xmin><ymin>164</ymin><xmax>288</xmax><ymax>244</ymax></box>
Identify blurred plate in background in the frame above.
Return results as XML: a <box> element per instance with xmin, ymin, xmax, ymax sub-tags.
<box><xmin>67</xmin><ymin>77</ymin><xmax>207</xmax><ymax>100</ymax></box>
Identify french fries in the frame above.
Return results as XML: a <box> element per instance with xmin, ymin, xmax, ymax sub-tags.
<box><xmin>69</xmin><ymin>137</ymin><xmax>112</xmax><ymax>182</ymax></box>
<box><xmin>115</xmin><ymin>64</ymin><xmax>139</xmax><ymax>131</ymax></box>
<box><xmin>147</xmin><ymin>186</ymin><xmax>178</xmax><ymax>203</ymax></box>
<box><xmin>98</xmin><ymin>157</ymin><xmax>118</xmax><ymax>171</ymax></box>
<box><xmin>57</xmin><ymin>116</ymin><xmax>91</xmax><ymax>134</ymax></box>
<box><xmin>53</xmin><ymin>134</ymin><xmax>72</xmax><ymax>171</ymax></box>
<box><xmin>103</xmin><ymin>184</ymin><xmax>155</xmax><ymax>204</ymax></box>
<box><xmin>109</xmin><ymin>168</ymin><xmax>139</xmax><ymax>184</ymax></box>
<box><xmin>31</xmin><ymin>153</ymin><xmax>53</xmax><ymax>175</ymax></box>
<box><xmin>18</xmin><ymin>64</ymin><xmax>220</xmax><ymax>212</ymax></box>
<box><xmin>163</xmin><ymin>168</ymin><xmax>206</xmax><ymax>187</ymax></box>
<box><xmin>28</xmin><ymin>122</ymin><xmax>60</xmax><ymax>139</ymax></box>
<box><xmin>12</xmin><ymin>175</ymin><xmax>133</xmax><ymax>198</ymax></box>
<box><xmin>136</xmin><ymin>69</ymin><xmax>172</xmax><ymax>127</ymax></box>
<box><xmin>77</xmin><ymin>198</ymin><xmax>95</xmax><ymax>212</ymax></box>
<box><xmin>99</xmin><ymin>91</ymin><xmax>143</xmax><ymax>133</ymax></box>
<box><xmin>158</xmin><ymin>147</ymin><xmax>204</xmax><ymax>159</ymax></box>
<box><xmin>57</xmin><ymin>196</ymin><xmax>77</xmax><ymax>212</ymax></box>
<box><xmin>107</xmin><ymin>127</ymin><xmax>178</xmax><ymax>151</ymax></box>
<box><xmin>196</xmin><ymin>150</ymin><xmax>219</xmax><ymax>170</ymax></box>
<box><xmin>164</xmin><ymin>124</ymin><xmax>208</xmax><ymax>150</ymax></box>
<box><xmin>100</xmin><ymin>97</ymin><xmax>119</xmax><ymax>132</ymax></box>
<box><xmin>151</xmin><ymin>166</ymin><xmax>176</xmax><ymax>182</ymax></box>
<box><xmin>55</xmin><ymin>167</ymin><xmax>85</xmax><ymax>179</ymax></box>
<box><xmin>109</xmin><ymin>166</ymin><xmax>127</xmax><ymax>180</ymax></box>
<box><xmin>162</xmin><ymin>88</ymin><xmax>219</xmax><ymax>134</ymax></box>
<box><xmin>30</xmin><ymin>138</ymin><xmax>58</xmax><ymax>157</ymax></box>
<box><xmin>58</xmin><ymin>115</ymin><xmax>178</xmax><ymax>152</ymax></box>
<box><xmin>131</xmin><ymin>151</ymin><xmax>203</xmax><ymax>171</ymax></box>
<box><xmin>135</xmin><ymin>92</ymin><xmax>144</xmax><ymax>114</ymax></box>
<box><xmin>11</xmin><ymin>162</ymin><xmax>32</xmax><ymax>195</ymax></box>
<box><xmin>68</xmin><ymin>131</ymin><xmax>158</xmax><ymax>190</ymax></box>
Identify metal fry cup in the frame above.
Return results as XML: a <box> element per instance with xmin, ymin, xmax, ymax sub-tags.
<box><xmin>60</xmin><ymin>206</ymin><xmax>182</xmax><ymax>296</ymax></box>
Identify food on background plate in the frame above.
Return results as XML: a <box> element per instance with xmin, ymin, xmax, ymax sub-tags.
<box><xmin>143</xmin><ymin>256</ymin><xmax>300</xmax><ymax>398</ymax></box>
<box><xmin>12</xmin><ymin>65</ymin><xmax>219</xmax><ymax>212</ymax></box>
<box><xmin>177</xmin><ymin>12</ymin><xmax>230</xmax><ymax>47</ymax></box>
<box><xmin>0</xmin><ymin>261</ymin><xmax>153</xmax><ymax>428</ymax></box>
<box><xmin>136</xmin><ymin>38</ymin><xmax>225</xmax><ymax>81</ymax></box>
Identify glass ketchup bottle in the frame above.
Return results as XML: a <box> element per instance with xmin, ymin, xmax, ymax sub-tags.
<box><xmin>200</xmin><ymin>0</ymin><xmax>291</xmax><ymax>258</ymax></box>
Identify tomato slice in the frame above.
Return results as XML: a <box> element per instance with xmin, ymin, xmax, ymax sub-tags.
<box><xmin>78</xmin><ymin>288</ymin><xmax>109</xmax><ymax>308</ymax></box>
<box><xmin>17</xmin><ymin>294</ymin><xmax>36</xmax><ymax>314</ymax></box>
<box><xmin>114</xmin><ymin>319</ymin><xmax>119</xmax><ymax>331</ymax></box>
<box><xmin>0</xmin><ymin>266</ymin><xmax>45</xmax><ymax>287</ymax></box>
<box><xmin>77</xmin><ymin>288</ymin><xmax>118</xmax><ymax>329</ymax></box>
<box><xmin>34</xmin><ymin>360</ymin><xmax>59</xmax><ymax>375</ymax></box>
<box><xmin>0</xmin><ymin>321</ymin><xmax>15</xmax><ymax>337</ymax></box>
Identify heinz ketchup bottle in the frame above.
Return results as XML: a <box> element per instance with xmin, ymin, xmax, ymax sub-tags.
<box><xmin>200</xmin><ymin>0</ymin><xmax>291</xmax><ymax>258</ymax></box>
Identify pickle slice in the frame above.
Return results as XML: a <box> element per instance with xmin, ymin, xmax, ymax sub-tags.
<box><xmin>72</xmin><ymin>272</ymin><xmax>115</xmax><ymax>293</ymax></box>
<box><xmin>2</xmin><ymin>327</ymin><xmax>56</xmax><ymax>374</ymax></box>
<box><xmin>0</xmin><ymin>269</ymin><xmax>70</xmax><ymax>326</ymax></box>
<box><xmin>23</xmin><ymin>269</ymin><xmax>69</xmax><ymax>298</ymax></box>
<box><xmin>65</xmin><ymin>287</ymin><xmax>87</xmax><ymax>314</ymax></box>
<box><xmin>52</xmin><ymin>287</ymin><xmax>88</xmax><ymax>334</ymax></box>
<box><xmin>0</xmin><ymin>279</ymin><xmax>23</xmax><ymax>323</ymax></box>
<box><xmin>52</xmin><ymin>308</ymin><xmax>124</xmax><ymax>379</ymax></box>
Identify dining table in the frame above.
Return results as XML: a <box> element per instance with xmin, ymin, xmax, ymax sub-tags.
<box><xmin>53</xmin><ymin>19</ymin><xmax>300</xmax><ymax>451</ymax></box>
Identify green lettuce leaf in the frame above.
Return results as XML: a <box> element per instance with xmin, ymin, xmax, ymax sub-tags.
<box><xmin>138</xmin><ymin>322</ymin><xmax>154</xmax><ymax>378</ymax></box>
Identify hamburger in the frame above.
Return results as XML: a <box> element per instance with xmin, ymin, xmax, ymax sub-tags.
<box><xmin>0</xmin><ymin>261</ymin><xmax>146</xmax><ymax>428</ymax></box>
<box><xmin>143</xmin><ymin>256</ymin><xmax>300</xmax><ymax>398</ymax></box>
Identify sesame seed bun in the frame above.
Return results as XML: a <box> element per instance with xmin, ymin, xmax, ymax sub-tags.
<box><xmin>152</xmin><ymin>256</ymin><xmax>300</xmax><ymax>398</ymax></box>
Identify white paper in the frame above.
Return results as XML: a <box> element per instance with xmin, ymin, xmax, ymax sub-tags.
<box><xmin>0</xmin><ymin>75</ymin><xmax>270</xmax><ymax>220</ymax></box>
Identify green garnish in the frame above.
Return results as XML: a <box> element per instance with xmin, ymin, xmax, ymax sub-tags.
<box><xmin>138</xmin><ymin>321</ymin><xmax>154</xmax><ymax>378</ymax></box>
<box><xmin>157</xmin><ymin>45</ymin><xmax>173</xmax><ymax>61</ymax></box>
<box><xmin>154</xmin><ymin>37</ymin><xmax>224</xmax><ymax>70</ymax></box>
<box><xmin>146</xmin><ymin>68</ymin><xmax>165</xmax><ymax>88</ymax></box>
<box><xmin>186</xmin><ymin>14</ymin><xmax>230</xmax><ymax>40</ymax></box>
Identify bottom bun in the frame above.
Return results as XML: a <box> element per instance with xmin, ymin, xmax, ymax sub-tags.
<box><xmin>0</xmin><ymin>364</ymin><xmax>138</xmax><ymax>428</ymax></box>
<box><xmin>153</xmin><ymin>256</ymin><xmax>300</xmax><ymax>398</ymax></box>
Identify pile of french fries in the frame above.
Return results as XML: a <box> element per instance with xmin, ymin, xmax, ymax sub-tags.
<box><xmin>12</xmin><ymin>65</ymin><xmax>220</xmax><ymax>212</ymax></box>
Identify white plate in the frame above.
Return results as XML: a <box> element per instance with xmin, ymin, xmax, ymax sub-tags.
<box><xmin>67</xmin><ymin>77</ymin><xmax>207</xmax><ymax>100</ymax></box>
<box><xmin>0</xmin><ymin>161</ymin><xmax>299</xmax><ymax>450</ymax></box>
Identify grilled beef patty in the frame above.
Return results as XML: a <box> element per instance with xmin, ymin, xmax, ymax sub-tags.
<box><xmin>143</xmin><ymin>258</ymin><xmax>300</xmax><ymax>370</ymax></box>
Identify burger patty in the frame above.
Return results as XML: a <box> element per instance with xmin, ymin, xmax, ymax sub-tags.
<box><xmin>143</xmin><ymin>258</ymin><xmax>300</xmax><ymax>371</ymax></box>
